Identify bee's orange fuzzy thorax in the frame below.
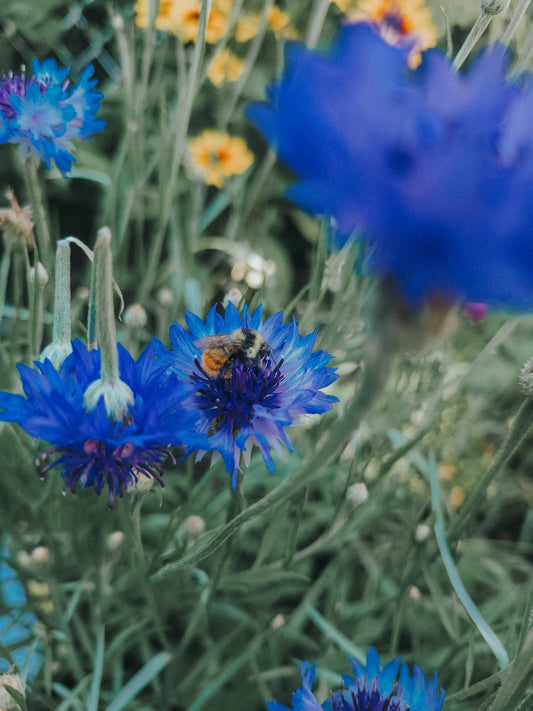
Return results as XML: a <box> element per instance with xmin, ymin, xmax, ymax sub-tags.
<box><xmin>202</xmin><ymin>349</ymin><xmax>229</xmax><ymax>377</ymax></box>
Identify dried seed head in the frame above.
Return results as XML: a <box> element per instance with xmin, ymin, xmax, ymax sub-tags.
<box><xmin>480</xmin><ymin>0</ymin><xmax>508</xmax><ymax>14</ymax></box>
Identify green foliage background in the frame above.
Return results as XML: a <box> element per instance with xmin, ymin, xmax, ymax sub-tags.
<box><xmin>0</xmin><ymin>1</ymin><xmax>533</xmax><ymax>709</ymax></box>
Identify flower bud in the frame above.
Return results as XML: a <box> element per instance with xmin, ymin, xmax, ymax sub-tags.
<box><xmin>346</xmin><ymin>482</ymin><xmax>369</xmax><ymax>508</ymax></box>
<box><xmin>106</xmin><ymin>531</ymin><xmax>125</xmax><ymax>552</ymax></box>
<box><xmin>183</xmin><ymin>515</ymin><xmax>206</xmax><ymax>536</ymax></box>
<box><xmin>157</xmin><ymin>287</ymin><xmax>174</xmax><ymax>307</ymax></box>
<box><xmin>30</xmin><ymin>262</ymin><xmax>48</xmax><ymax>287</ymax></box>
<box><xmin>124</xmin><ymin>303</ymin><xmax>148</xmax><ymax>329</ymax></box>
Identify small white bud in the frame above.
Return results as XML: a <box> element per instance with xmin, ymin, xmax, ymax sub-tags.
<box><xmin>107</xmin><ymin>531</ymin><xmax>125</xmax><ymax>551</ymax></box>
<box><xmin>408</xmin><ymin>585</ymin><xmax>421</xmax><ymax>602</ymax></box>
<box><xmin>30</xmin><ymin>262</ymin><xmax>49</xmax><ymax>286</ymax></box>
<box><xmin>124</xmin><ymin>303</ymin><xmax>148</xmax><ymax>329</ymax></box>
<box><xmin>31</xmin><ymin>546</ymin><xmax>51</xmax><ymax>564</ymax></box>
<box><xmin>346</xmin><ymin>482</ymin><xmax>369</xmax><ymax>508</ymax></box>
<box><xmin>271</xmin><ymin>614</ymin><xmax>285</xmax><ymax>629</ymax></box>
<box><xmin>415</xmin><ymin>524</ymin><xmax>431</xmax><ymax>542</ymax></box>
<box><xmin>183</xmin><ymin>515</ymin><xmax>206</xmax><ymax>536</ymax></box>
<box><xmin>157</xmin><ymin>287</ymin><xmax>174</xmax><ymax>308</ymax></box>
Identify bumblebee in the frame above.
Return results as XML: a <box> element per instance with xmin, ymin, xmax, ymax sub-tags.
<box><xmin>194</xmin><ymin>328</ymin><xmax>270</xmax><ymax>378</ymax></box>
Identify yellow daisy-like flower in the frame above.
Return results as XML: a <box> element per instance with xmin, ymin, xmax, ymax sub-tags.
<box><xmin>188</xmin><ymin>130</ymin><xmax>254</xmax><ymax>187</ymax></box>
<box><xmin>207</xmin><ymin>48</ymin><xmax>245</xmax><ymax>87</ymax></box>
<box><xmin>134</xmin><ymin>0</ymin><xmax>232</xmax><ymax>43</ymax></box>
<box><xmin>347</xmin><ymin>0</ymin><xmax>436</xmax><ymax>64</ymax></box>
<box><xmin>234</xmin><ymin>6</ymin><xmax>295</xmax><ymax>42</ymax></box>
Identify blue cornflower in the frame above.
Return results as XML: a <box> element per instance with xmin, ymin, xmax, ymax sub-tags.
<box><xmin>247</xmin><ymin>22</ymin><xmax>533</xmax><ymax>307</ymax></box>
<box><xmin>0</xmin><ymin>546</ymin><xmax>43</xmax><ymax>682</ymax></box>
<box><xmin>0</xmin><ymin>58</ymin><xmax>105</xmax><ymax>175</ymax></box>
<box><xmin>267</xmin><ymin>647</ymin><xmax>445</xmax><ymax>711</ymax></box>
<box><xmin>0</xmin><ymin>340</ymin><xmax>202</xmax><ymax>506</ymax></box>
<box><xmin>154</xmin><ymin>303</ymin><xmax>338</xmax><ymax>488</ymax></box>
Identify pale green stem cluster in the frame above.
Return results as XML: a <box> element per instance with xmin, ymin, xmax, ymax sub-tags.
<box><xmin>83</xmin><ymin>227</ymin><xmax>134</xmax><ymax>421</ymax></box>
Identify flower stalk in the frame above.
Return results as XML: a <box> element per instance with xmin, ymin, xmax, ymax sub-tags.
<box><xmin>83</xmin><ymin>227</ymin><xmax>134</xmax><ymax>421</ymax></box>
<box><xmin>40</xmin><ymin>239</ymin><xmax>72</xmax><ymax>368</ymax></box>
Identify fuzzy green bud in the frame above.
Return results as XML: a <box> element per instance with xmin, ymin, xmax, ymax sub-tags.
<box><xmin>83</xmin><ymin>227</ymin><xmax>134</xmax><ymax>421</ymax></box>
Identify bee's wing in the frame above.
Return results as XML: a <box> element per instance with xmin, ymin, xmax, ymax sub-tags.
<box><xmin>193</xmin><ymin>334</ymin><xmax>235</xmax><ymax>350</ymax></box>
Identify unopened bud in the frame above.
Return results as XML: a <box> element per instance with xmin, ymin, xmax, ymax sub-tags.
<box><xmin>346</xmin><ymin>482</ymin><xmax>369</xmax><ymax>508</ymax></box>
<box><xmin>30</xmin><ymin>262</ymin><xmax>49</xmax><ymax>287</ymax></box>
<box><xmin>111</xmin><ymin>12</ymin><xmax>125</xmax><ymax>30</ymax></box>
<box><xmin>157</xmin><ymin>288</ymin><xmax>174</xmax><ymax>307</ymax></box>
<box><xmin>271</xmin><ymin>614</ymin><xmax>285</xmax><ymax>629</ymax></box>
<box><xmin>415</xmin><ymin>524</ymin><xmax>431</xmax><ymax>542</ymax></box>
<box><xmin>107</xmin><ymin>531</ymin><xmax>125</xmax><ymax>551</ymax></box>
<box><xmin>183</xmin><ymin>515</ymin><xmax>206</xmax><ymax>536</ymax></box>
<box><xmin>224</xmin><ymin>288</ymin><xmax>244</xmax><ymax>309</ymax></box>
<box><xmin>31</xmin><ymin>546</ymin><xmax>51</xmax><ymax>565</ymax></box>
<box><xmin>124</xmin><ymin>303</ymin><xmax>148</xmax><ymax>329</ymax></box>
<box><xmin>408</xmin><ymin>585</ymin><xmax>421</xmax><ymax>602</ymax></box>
<box><xmin>128</xmin><ymin>473</ymin><xmax>154</xmax><ymax>493</ymax></box>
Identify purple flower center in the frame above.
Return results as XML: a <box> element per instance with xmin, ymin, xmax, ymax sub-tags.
<box><xmin>192</xmin><ymin>353</ymin><xmax>284</xmax><ymax>431</ymax></box>
<box><xmin>323</xmin><ymin>678</ymin><xmax>405</xmax><ymax>711</ymax></box>
<box><xmin>36</xmin><ymin>438</ymin><xmax>169</xmax><ymax>507</ymax></box>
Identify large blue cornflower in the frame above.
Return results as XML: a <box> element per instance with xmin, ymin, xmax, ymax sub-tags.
<box><xmin>0</xmin><ymin>340</ymin><xmax>202</xmax><ymax>506</ymax></box>
<box><xmin>154</xmin><ymin>303</ymin><xmax>338</xmax><ymax>488</ymax></box>
<box><xmin>247</xmin><ymin>23</ymin><xmax>533</xmax><ymax>307</ymax></box>
<box><xmin>0</xmin><ymin>58</ymin><xmax>105</xmax><ymax>175</ymax></box>
<box><xmin>267</xmin><ymin>647</ymin><xmax>445</xmax><ymax>711</ymax></box>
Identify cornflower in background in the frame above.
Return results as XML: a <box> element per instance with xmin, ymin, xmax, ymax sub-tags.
<box><xmin>134</xmin><ymin>0</ymin><xmax>232</xmax><ymax>43</ymax></box>
<box><xmin>247</xmin><ymin>22</ymin><xmax>533</xmax><ymax>308</ymax></box>
<box><xmin>267</xmin><ymin>647</ymin><xmax>445</xmax><ymax>711</ymax></box>
<box><xmin>0</xmin><ymin>340</ymin><xmax>203</xmax><ymax>506</ymax></box>
<box><xmin>187</xmin><ymin>130</ymin><xmax>254</xmax><ymax>187</ymax></box>
<box><xmin>0</xmin><ymin>58</ymin><xmax>105</xmax><ymax>175</ymax></box>
<box><xmin>207</xmin><ymin>49</ymin><xmax>245</xmax><ymax>87</ymax></box>
<box><xmin>0</xmin><ymin>544</ymin><xmax>43</xmax><ymax>683</ymax></box>
<box><xmin>154</xmin><ymin>303</ymin><xmax>338</xmax><ymax>488</ymax></box>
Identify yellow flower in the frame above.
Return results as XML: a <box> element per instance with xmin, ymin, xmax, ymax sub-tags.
<box><xmin>207</xmin><ymin>48</ymin><xmax>245</xmax><ymax>87</ymax></box>
<box><xmin>188</xmin><ymin>130</ymin><xmax>254</xmax><ymax>187</ymax></box>
<box><xmin>450</xmin><ymin>485</ymin><xmax>465</xmax><ymax>509</ymax></box>
<box><xmin>234</xmin><ymin>6</ymin><xmax>296</xmax><ymax>42</ymax></box>
<box><xmin>134</xmin><ymin>0</ymin><xmax>232</xmax><ymax>43</ymax></box>
<box><xmin>347</xmin><ymin>0</ymin><xmax>436</xmax><ymax>65</ymax></box>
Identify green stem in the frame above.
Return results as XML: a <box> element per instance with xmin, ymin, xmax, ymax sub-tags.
<box><xmin>0</xmin><ymin>243</ymin><xmax>12</xmax><ymax>331</ymax></box>
<box><xmin>153</xmin><ymin>341</ymin><xmax>392</xmax><ymax>575</ymax></box>
<box><xmin>448</xmin><ymin>396</ymin><xmax>533</xmax><ymax>542</ymax></box>
<box><xmin>138</xmin><ymin>0</ymin><xmax>211</xmax><ymax>302</ymax></box>
<box><xmin>453</xmin><ymin>11</ymin><xmax>493</xmax><ymax>70</ymax></box>
<box><xmin>501</xmin><ymin>0</ymin><xmax>532</xmax><ymax>46</ymax></box>
<box><xmin>23</xmin><ymin>157</ymin><xmax>52</xmax><ymax>274</ymax></box>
